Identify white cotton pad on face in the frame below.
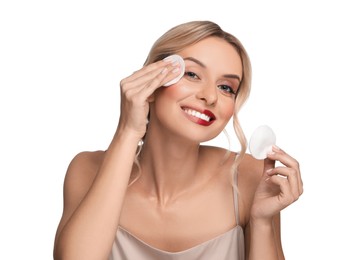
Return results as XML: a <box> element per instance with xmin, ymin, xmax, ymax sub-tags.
<box><xmin>163</xmin><ymin>54</ymin><xmax>185</xmax><ymax>87</ymax></box>
<box><xmin>249</xmin><ymin>125</ymin><xmax>276</xmax><ymax>160</ymax></box>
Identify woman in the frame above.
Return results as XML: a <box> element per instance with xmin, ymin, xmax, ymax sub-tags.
<box><xmin>53</xmin><ymin>20</ymin><xmax>303</xmax><ymax>260</ymax></box>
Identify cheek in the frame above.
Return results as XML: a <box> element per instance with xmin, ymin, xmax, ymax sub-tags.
<box><xmin>162</xmin><ymin>83</ymin><xmax>191</xmax><ymax>98</ymax></box>
<box><xmin>153</xmin><ymin>85</ymin><xmax>185</xmax><ymax>113</ymax></box>
<box><xmin>154</xmin><ymin>84</ymin><xmax>192</xmax><ymax>105</ymax></box>
<box><xmin>219</xmin><ymin>101</ymin><xmax>235</xmax><ymax>122</ymax></box>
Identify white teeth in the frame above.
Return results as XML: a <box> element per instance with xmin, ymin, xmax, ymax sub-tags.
<box><xmin>184</xmin><ymin>108</ymin><xmax>211</xmax><ymax>122</ymax></box>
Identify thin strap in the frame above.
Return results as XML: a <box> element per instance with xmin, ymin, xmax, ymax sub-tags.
<box><xmin>232</xmin><ymin>153</ymin><xmax>240</xmax><ymax>226</ymax></box>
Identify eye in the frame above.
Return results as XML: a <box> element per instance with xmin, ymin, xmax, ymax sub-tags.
<box><xmin>217</xmin><ymin>84</ymin><xmax>236</xmax><ymax>95</ymax></box>
<box><xmin>184</xmin><ymin>71</ymin><xmax>200</xmax><ymax>80</ymax></box>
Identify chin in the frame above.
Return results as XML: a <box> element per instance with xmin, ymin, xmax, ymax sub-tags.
<box><xmin>188</xmin><ymin>130</ymin><xmax>222</xmax><ymax>144</ymax></box>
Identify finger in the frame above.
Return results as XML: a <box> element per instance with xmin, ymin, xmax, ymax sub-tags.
<box><xmin>123</xmin><ymin>57</ymin><xmax>181</xmax><ymax>87</ymax></box>
<box><xmin>137</xmin><ymin>66</ymin><xmax>182</xmax><ymax>100</ymax></box>
<box><xmin>121</xmin><ymin>65</ymin><xmax>167</xmax><ymax>94</ymax></box>
<box><xmin>263</xmin><ymin>157</ymin><xmax>275</xmax><ymax>178</ymax></box>
<box><xmin>123</xmin><ymin>59</ymin><xmax>172</xmax><ymax>84</ymax></box>
<box><xmin>122</xmin><ymin>61</ymin><xmax>181</xmax><ymax>95</ymax></box>
<box><xmin>267</xmin><ymin>146</ymin><xmax>299</xmax><ymax>169</ymax></box>
<box><xmin>121</xmin><ymin>64</ymin><xmax>182</xmax><ymax>117</ymax></box>
<box><xmin>267</xmin><ymin>166</ymin><xmax>301</xmax><ymax>198</ymax></box>
<box><xmin>267</xmin><ymin>175</ymin><xmax>296</xmax><ymax>209</ymax></box>
<box><xmin>267</xmin><ymin>146</ymin><xmax>303</xmax><ymax>194</ymax></box>
<box><xmin>145</xmin><ymin>65</ymin><xmax>182</xmax><ymax>92</ymax></box>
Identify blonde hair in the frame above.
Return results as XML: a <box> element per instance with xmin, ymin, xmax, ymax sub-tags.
<box><xmin>130</xmin><ymin>20</ymin><xmax>252</xmax><ymax>185</ymax></box>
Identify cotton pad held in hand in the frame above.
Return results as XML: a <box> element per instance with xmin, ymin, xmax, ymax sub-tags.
<box><xmin>163</xmin><ymin>54</ymin><xmax>185</xmax><ymax>87</ymax></box>
<box><xmin>249</xmin><ymin>125</ymin><xmax>276</xmax><ymax>160</ymax></box>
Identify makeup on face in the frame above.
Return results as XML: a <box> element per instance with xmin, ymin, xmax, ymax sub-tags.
<box><xmin>182</xmin><ymin>56</ymin><xmax>241</xmax><ymax>93</ymax></box>
<box><xmin>182</xmin><ymin>107</ymin><xmax>216</xmax><ymax>126</ymax></box>
<box><xmin>163</xmin><ymin>55</ymin><xmax>185</xmax><ymax>87</ymax></box>
<box><xmin>249</xmin><ymin>125</ymin><xmax>276</xmax><ymax>160</ymax></box>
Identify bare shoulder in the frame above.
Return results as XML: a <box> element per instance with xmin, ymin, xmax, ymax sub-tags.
<box><xmin>237</xmin><ymin>153</ymin><xmax>264</xmax><ymax>224</ymax></box>
<box><xmin>67</xmin><ymin>150</ymin><xmax>106</xmax><ymax>175</ymax></box>
<box><xmin>63</xmin><ymin>150</ymin><xmax>106</xmax><ymax>197</ymax></box>
<box><xmin>55</xmin><ymin>150</ymin><xmax>106</xmax><ymax>239</ymax></box>
<box><xmin>238</xmin><ymin>152</ymin><xmax>264</xmax><ymax>187</ymax></box>
<box><xmin>199</xmin><ymin>145</ymin><xmax>263</xmax><ymax>188</ymax></box>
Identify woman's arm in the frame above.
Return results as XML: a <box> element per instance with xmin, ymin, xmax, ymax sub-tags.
<box><xmin>53</xmin><ymin>132</ymin><xmax>141</xmax><ymax>260</ymax></box>
<box><xmin>245</xmin><ymin>213</ymin><xmax>284</xmax><ymax>260</ymax></box>
<box><xmin>245</xmin><ymin>146</ymin><xmax>303</xmax><ymax>259</ymax></box>
<box><xmin>53</xmin><ymin>59</ymin><xmax>182</xmax><ymax>260</ymax></box>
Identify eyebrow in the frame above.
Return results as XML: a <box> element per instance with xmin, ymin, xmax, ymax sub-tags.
<box><xmin>183</xmin><ymin>56</ymin><xmax>241</xmax><ymax>82</ymax></box>
<box><xmin>183</xmin><ymin>57</ymin><xmax>206</xmax><ymax>68</ymax></box>
<box><xmin>223</xmin><ymin>74</ymin><xmax>241</xmax><ymax>82</ymax></box>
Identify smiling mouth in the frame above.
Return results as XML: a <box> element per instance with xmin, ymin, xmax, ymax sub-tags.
<box><xmin>182</xmin><ymin>107</ymin><xmax>216</xmax><ymax>123</ymax></box>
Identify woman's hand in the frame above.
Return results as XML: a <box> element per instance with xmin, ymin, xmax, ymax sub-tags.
<box><xmin>250</xmin><ymin>145</ymin><xmax>303</xmax><ymax>222</ymax></box>
<box><xmin>117</xmin><ymin>59</ymin><xmax>181</xmax><ymax>139</ymax></box>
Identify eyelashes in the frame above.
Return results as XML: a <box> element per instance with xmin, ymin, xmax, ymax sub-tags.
<box><xmin>184</xmin><ymin>71</ymin><xmax>237</xmax><ymax>95</ymax></box>
<box><xmin>217</xmin><ymin>85</ymin><xmax>236</xmax><ymax>95</ymax></box>
<box><xmin>184</xmin><ymin>71</ymin><xmax>199</xmax><ymax>79</ymax></box>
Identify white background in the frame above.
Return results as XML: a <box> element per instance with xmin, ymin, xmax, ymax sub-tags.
<box><xmin>1</xmin><ymin>0</ymin><xmax>341</xmax><ymax>259</ymax></box>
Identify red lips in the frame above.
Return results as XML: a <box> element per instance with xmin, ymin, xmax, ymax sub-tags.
<box><xmin>182</xmin><ymin>107</ymin><xmax>216</xmax><ymax>126</ymax></box>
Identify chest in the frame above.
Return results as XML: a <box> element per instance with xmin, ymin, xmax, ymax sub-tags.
<box><xmin>119</xmin><ymin>183</ymin><xmax>238</xmax><ymax>252</ymax></box>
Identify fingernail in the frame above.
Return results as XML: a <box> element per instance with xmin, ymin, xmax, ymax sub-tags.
<box><xmin>267</xmin><ymin>151</ymin><xmax>275</xmax><ymax>156</ymax></box>
<box><xmin>272</xmin><ymin>145</ymin><xmax>280</xmax><ymax>151</ymax></box>
<box><xmin>266</xmin><ymin>168</ymin><xmax>273</xmax><ymax>175</ymax></box>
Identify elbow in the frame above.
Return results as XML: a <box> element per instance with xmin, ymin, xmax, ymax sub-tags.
<box><xmin>53</xmin><ymin>236</ymin><xmax>68</xmax><ymax>260</ymax></box>
<box><xmin>53</xmin><ymin>243</ymin><xmax>63</xmax><ymax>260</ymax></box>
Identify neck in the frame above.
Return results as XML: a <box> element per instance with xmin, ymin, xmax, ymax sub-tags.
<box><xmin>136</xmin><ymin>128</ymin><xmax>202</xmax><ymax>206</ymax></box>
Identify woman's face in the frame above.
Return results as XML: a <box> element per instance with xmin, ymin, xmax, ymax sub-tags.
<box><xmin>150</xmin><ymin>37</ymin><xmax>243</xmax><ymax>143</ymax></box>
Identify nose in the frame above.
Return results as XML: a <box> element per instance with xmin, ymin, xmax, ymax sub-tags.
<box><xmin>196</xmin><ymin>84</ymin><xmax>218</xmax><ymax>106</ymax></box>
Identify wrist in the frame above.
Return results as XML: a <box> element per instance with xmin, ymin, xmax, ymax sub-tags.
<box><xmin>109</xmin><ymin>130</ymin><xmax>142</xmax><ymax>153</ymax></box>
<box><xmin>114</xmin><ymin>126</ymin><xmax>144</xmax><ymax>143</ymax></box>
<box><xmin>249</xmin><ymin>216</ymin><xmax>274</xmax><ymax>229</ymax></box>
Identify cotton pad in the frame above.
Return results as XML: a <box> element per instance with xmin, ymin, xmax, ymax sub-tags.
<box><xmin>249</xmin><ymin>125</ymin><xmax>276</xmax><ymax>160</ymax></box>
<box><xmin>163</xmin><ymin>54</ymin><xmax>185</xmax><ymax>87</ymax></box>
